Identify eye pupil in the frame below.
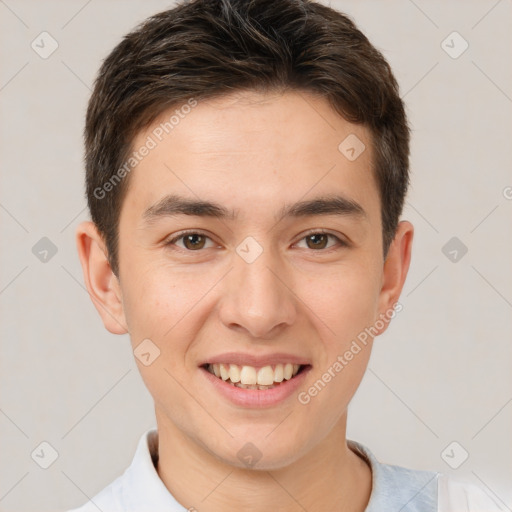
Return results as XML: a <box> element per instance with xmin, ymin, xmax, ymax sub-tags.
<box><xmin>307</xmin><ymin>234</ymin><xmax>328</xmax><ymax>249</ymax></box>
<box><xmin>184</xmin><ymin>234</ymin><xmax>205</xmax><ymax>250</ymax></box>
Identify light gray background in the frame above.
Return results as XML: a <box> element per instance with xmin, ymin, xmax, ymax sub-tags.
<box><xmin>1</xmin><ymin>1</ymin><xmax>511</xmax><ymax>511</ymax></box>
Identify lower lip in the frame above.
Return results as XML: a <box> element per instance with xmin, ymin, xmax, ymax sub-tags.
<box><xmin>199</xmin><ymin>366</ymin><xmax>311</xmax><ymax>408</ymax></box>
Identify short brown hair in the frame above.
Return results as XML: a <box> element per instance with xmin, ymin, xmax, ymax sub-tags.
<box><xmin>85</xmin><ymin>0</ymin><xmax>410</xmax><ymax>276</ymax></box>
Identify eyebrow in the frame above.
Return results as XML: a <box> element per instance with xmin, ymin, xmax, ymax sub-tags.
<box><xmin>142</xmin><ymin>193</ymin><xmax>367</xmax><ymax>225</ymax></box>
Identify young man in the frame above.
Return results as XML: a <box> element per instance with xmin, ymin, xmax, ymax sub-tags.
<box><xmin>70</xmin><ymin>0</ymin><xmax>500</xmax><ymax>510</ymax></box>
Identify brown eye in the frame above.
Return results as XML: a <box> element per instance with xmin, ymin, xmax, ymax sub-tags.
<box><xmin>295</xmin><ymin>231</ymin><xmax>347</xmax><ymax>251</ymax></box>
<box><xmin>305</xmin><ymin>233</ymin><xmax>330</xmax><ymax>250</ymax></box>
<box><xmin>182</xmin><ymin>233</ymin><xmax>207</xmax><ymax>250</ymax></box>
<box><xmin>166</xmin><ymin>231</ymin><xmax>214</xmax><ymax>251</ymax></box>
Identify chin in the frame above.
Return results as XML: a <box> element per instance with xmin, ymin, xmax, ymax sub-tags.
<box><xmin>207</xmin><ymin>433</ymin><xmax>308</xmax><ymax>472</ymax></box>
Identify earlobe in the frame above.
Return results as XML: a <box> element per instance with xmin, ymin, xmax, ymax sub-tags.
<box><xmin>375</xmin><ymin>220</ymin><xmax>414</xmax><ymax>333</ymax></box>
<box><xmin>75</xmin><ymin>221</ymin><xmax>128</xmax><ymax>335</ymax></box>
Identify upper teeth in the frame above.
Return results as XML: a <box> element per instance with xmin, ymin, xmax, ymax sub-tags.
<box><xmin>208</xmin><ymin>363</ymin><xmax>300</xmax><ymax>385</ymax></box>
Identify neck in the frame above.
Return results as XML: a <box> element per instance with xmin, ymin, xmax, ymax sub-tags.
<box><xmin>155</xmin><ymin>411</ymin><xmax>372</xmax><ymax>512</ymax></box>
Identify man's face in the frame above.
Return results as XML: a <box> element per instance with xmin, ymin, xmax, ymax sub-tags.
<box><xmin>111</xmin><ymin>90</ymin><xmax>401</xmax><ymax>468</ymax></box>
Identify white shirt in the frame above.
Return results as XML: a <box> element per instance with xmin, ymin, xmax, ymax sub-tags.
<box><xmin>67</xmin><ymin>428</ymin><xmax>503</xmax><ymax>512</ymax></box>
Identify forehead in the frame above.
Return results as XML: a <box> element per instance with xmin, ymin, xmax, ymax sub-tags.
<box><xmin>122</xmin><ymin>90</ymin><xmax>379</xmax><ymax>225</ymax></box>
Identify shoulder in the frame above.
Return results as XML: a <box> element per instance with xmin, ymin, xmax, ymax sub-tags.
<box><xmin>437</xmin><ymin>474</ymin><xmax>504</xmax><ymax>512</ymax></box>
<box><xmin>349</xmin><ymin>440</ymin><xmax>439</xmax><ymax>511</ymax></box>
<box><xmin>348</xmin><ymin>440</ymin><xmax>503</xmax><ymax>512</ymax></box>
<box><xmin>64</xmin><ymin>430</ymin><xmax>151</xmax><ymax>512</ymax></box>
<box><xmin>64</xmin><ymin>428</ymin><xmax>185</xmax><ymax>512</ymax></box>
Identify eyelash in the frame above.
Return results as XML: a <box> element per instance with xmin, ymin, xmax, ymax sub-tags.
<box><xmin>165</xmin><ymin>229</ymin><xmax>348</xmax><ymax>252</ymax></box>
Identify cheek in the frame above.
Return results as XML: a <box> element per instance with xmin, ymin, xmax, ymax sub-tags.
<box><xmin>297</xmin><ymin>261</ymin><xmax>381</xmax><ymax>346</ymax></box>
<box><xmin>296</xmin><ymin>272</ymin><xmax>377</xmax><ymax>417</ymax></box>
<box><xmin>121</xmin><ymin>271</ymin><xmax>202</xmax><ymax>404</ymax></box>
<box><xmin>297</xmin><ymin>262</ymin><xmax>380</xmax><ymax>412</ymax></box>
<box><xmin>121</xmin><ymin>264</ymin><xmax>215</xmax><ymax>349</ymax></box>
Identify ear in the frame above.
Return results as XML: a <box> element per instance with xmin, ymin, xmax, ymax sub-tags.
<box><xmin>374</xmin><ymin>220</ymin><xmax>414</xmax><ymax>334</ymax></box>
<box><xmin>75</xmin><ymin>221</ymin><xmax>128</xmax><ymax>335</ymax></box>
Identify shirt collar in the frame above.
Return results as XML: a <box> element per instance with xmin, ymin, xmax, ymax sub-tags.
<box><xmin>348</xmin><ymin>439</ymin><xmax>438</xmax><ymax>512</ymax></box>
<box><xmin>122</xmin><ymin>428</ymin><xmax>184</xmax><ymax>511</ymax></box>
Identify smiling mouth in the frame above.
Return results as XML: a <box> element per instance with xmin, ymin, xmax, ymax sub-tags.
<box><xmin>204</xmin><ymin>363</ymin><xmax>308</xmax><ymax>390</ymax></box>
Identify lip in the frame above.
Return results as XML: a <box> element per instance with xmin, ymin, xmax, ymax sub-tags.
<box><xmin>199</xmin><ymin>364</ymin><xmax>312</xmax><ymax>408</ymax></box>
<box><xmin>199</xmin><ymin>352</ymin><xmax>311</xmax><ymax>368</ymax></box>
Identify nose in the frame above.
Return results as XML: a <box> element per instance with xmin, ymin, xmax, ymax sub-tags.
<box><xmin>218</xmin><ymin>244</ymin><xmax>297</xmax><ymax>340</ymax></box>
